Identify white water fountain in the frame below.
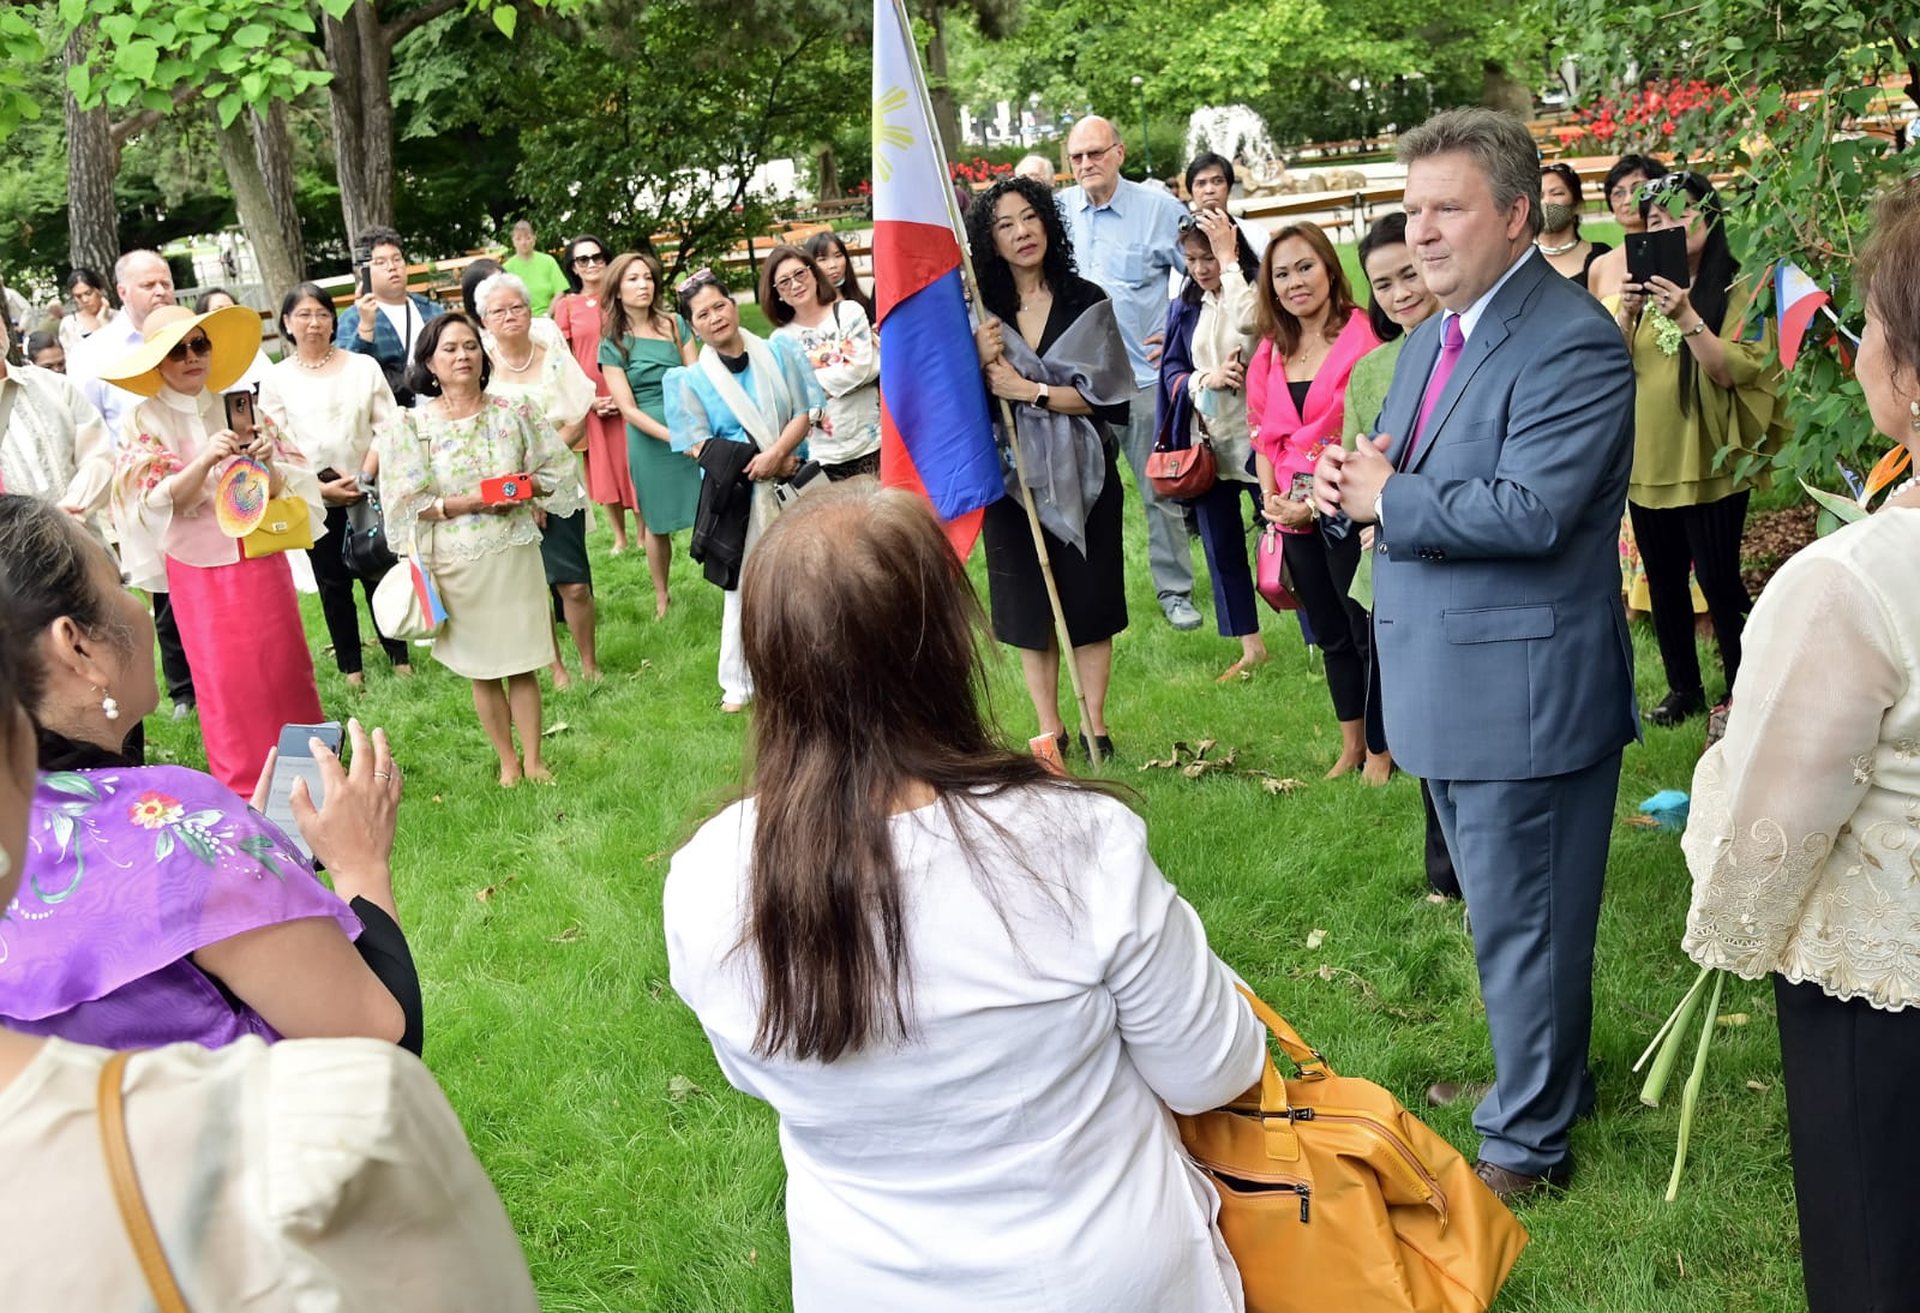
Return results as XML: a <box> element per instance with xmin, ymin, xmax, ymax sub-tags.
<box><xmin>1184</xmin><ymin>105</ymin><xmax>1284</xmax><ymax>186</ymax></box>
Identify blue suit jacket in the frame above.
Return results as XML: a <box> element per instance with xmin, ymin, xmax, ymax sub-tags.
<box><xmin>334</xmin><ymin>293</ymin><xmax>443</xmax><ymax>382</ymax></box>
<box><xmin>1370</xmin><ymin>250</ymin><xmax>1639</xmax><ymax>782</ymax></box>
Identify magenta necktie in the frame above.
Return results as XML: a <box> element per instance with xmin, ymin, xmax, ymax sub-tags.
<box><xmin>1402</xmin><ymin>313</ymin><xmax>1464</xmax><ymax>468</ymax></box>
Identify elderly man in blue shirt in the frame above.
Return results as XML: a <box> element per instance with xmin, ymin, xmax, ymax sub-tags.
<box><xmin>1057</xmin><ymin>115</ymin><xmax>1200</xmax><ymax>631</ymax></box>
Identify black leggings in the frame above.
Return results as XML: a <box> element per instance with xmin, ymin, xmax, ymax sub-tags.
<box><xmin>1628</xmin><ymin>491</ymin><xmax>1751</xmax><ymax>696</ymax></box>
<box><xmin>309</xmin><ymin>503</ymin><xmax>408</xmax><ymax>676</ymax></box>
<box><xmin>1281</xmin><ymin>526</ymin><xmax>1371</xmax><ymax>725</ymax></box>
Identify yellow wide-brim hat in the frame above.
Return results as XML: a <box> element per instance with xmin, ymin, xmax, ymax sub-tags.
<box><xmin>94</xmin><ymin>302</ymin><xmax>261</xmax><ymax>397</ymax></box>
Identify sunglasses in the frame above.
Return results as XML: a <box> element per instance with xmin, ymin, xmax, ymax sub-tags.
<box><xmin>166</xmin><ymin>334</ymin><xmax>214</xmax><ymax>363</ymax></box>
<box><xmin>572</xmin><ymin>252</ymin><xmax>607</xmax><ymax>267</ymax></box>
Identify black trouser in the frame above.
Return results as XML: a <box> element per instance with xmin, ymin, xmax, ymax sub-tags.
<box><xmin>151</xmin><ymin>591</ymin><xmax>194</xmax><ymax>705</ymax></box>
<box><xmin>1420</xmin><ymin>778</ymin><xmax>1460</xmax><ymax>898</ymax></box>
<box><xmin>1628</xmin><ymin>491</ymin><xmax>1751</xmax><ymax>697</ymax></box>
<box><xmin>1282</xmin><ymin>526</ymin><xmax>1371</xmax><ymax>725</ymax></box>
<box><xmin>310</xmin><ymin>504</ymin><xmax>408</xmax><ymax>675</ymax></box>
<box><xmin>821</xmin><ymin>451</ymin><xmax>880</xmax><ymax>481</ymax></box>
<box><xmin>1775</xmin><ymin>975</ymin><xmax>1920</xmax><ymax>1312</ymax></box>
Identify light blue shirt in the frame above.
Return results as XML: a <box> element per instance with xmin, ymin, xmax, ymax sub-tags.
<box><xmin>1058</xmin><ymin>179</ymin><xmax>1188</xmax><ymax>388</ymax></box>
<box><xmin>662</xmin><ymin>334</ymin><xmax>823</xmax><ymax>457</ymax></box>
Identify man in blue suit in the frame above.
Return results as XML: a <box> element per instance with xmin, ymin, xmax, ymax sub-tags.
<box><xmin>1315</xmin><ymin>108</ymin><xmax>1638</xmax><ymax>1200</ymax></box>
<box><xmin>335</xmin><ymin>224</ymin><xmax>442</xmax><ymax>403</ymax></box>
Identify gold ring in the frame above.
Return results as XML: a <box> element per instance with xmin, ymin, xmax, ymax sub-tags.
<box><xmin>373</xmin><ymin>771</ymin><xmax>392</xmax><ymax>780</ymax></box>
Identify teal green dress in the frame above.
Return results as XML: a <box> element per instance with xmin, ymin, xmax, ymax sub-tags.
<box><xmin>600</xmin><ymin>325</ymin><xmax>702</xmax><ymax>534</ymax></box>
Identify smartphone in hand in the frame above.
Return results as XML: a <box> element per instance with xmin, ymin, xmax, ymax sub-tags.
<box><xmin>357</xmin><ymin>262</ymin><xmax>373</xmax><ymax>296</ymax></box>
<box><xmin>263</xmin><ymin>722</ymin><xmax>343</xmax><ymax>858</ymax></box>
<box><xmin>222</xmin><ymin>387</ymin><xmax>257</xmax><ymax>444</ymax></box>
<box><xmin>1626</xmin><ymin>227</ymin><xmax>1689</xmax><ymax>289</ymax></box>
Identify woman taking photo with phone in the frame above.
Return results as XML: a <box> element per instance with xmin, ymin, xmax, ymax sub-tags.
<box><xmin>599</xmin><ymin>251</ymin><xmax>701</xmax><ymax>620</ymax></box>
<box><xmin>378</xmin><ymin>313</ymin><xmax>584</xmax><ymax>786</ymax></box>
<box><xmin>258</xmin><ymin>282</ymin><xmax>410</xmax><ymax>689</ymax></box>
<box><xmin>101</xmin><ymin>303</ymin><xmax>324</xmax><ymax>798</ymax></box>
<box><xmin>1156</xmin><ymin>207</ymin><xmax>1266</xmax><ymax>683</ymax></box>
<box><xmin>665</xmin><ymin>483</ymin><xmax>1263</xmax><ymax>1313</ymax></box>
<box><xmin>1246</xmin><ymin>223</ymin><xmax>1382</xmax><ymax>779</ymax></box>
<box><xmin>1617</xmin><ymin>172</ymin><xmax>1782</xmax><ymax>726</ymax></box>
<box><xmin>0</xmin><ymin>565</ymin><xmax>537</xmax><ymax>1308</ymax></box>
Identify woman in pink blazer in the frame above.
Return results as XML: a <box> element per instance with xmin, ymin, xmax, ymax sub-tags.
<box><xmin>1246</xmin><ymin>223</ymin><xmax>1384</xmax><ymax>780</ymax></box>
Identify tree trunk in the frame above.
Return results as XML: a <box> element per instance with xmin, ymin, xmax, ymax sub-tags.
<box><xmin>923</xmin><ymin>4</ymin><xmax>962</xmax><ymax>163</ymax></box>
<box><xmin>1479</xmin><ymin>61</ymin><xmax>1534</xmax><ymax>119</ymax></box>
<box><xmin>323</xmin><ymin>1</ymin><xmax>396</xmax><ymax>248</ymax></box>
<box><xmin>212</xmin><ymin>109</ymin><xmax>300</xmax><ymax>306</ymax></box>
<box><xmin>64</xmin><ymin>29</ymin><xmax>121</xmax><ymax>283</ymax></box>
<box><xmin>816</xmin><ymin>143</ymin><xmax>840</xmax><ymax>200</ymax></box>
<box><xmin>250</xmin><ymin>101</ymin><xmax>306</xmax><ymax>285</ymax></box>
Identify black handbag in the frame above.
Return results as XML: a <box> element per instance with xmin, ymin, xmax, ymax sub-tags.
<box><xmin>341</xmin><ymin>478</ymin><xmax>398</xmax><ymax>578</ymax></box>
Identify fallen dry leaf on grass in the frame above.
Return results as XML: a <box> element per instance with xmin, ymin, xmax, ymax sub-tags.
<box><xmin>1622</xmin><ymin>814</ymin><xmax>1661</xmax><ymax>828</ymax></box>
<box><xmin>549</xmin><ymin>926</ymin><xmax>584</xmax><ymax>943</ymax></box>
<box><xmin>1746</xmin><ymin>1080</ymin><xmax>1771</xmax><ymax>1093</ymax></box>
<box><xmin>667</xmin><ymin>1074</ymin><xmax>704</xmax><ymax>1103</ymax></box>
<box><xmin>1716</xmin><ymin>1013</ymin><xmax>1749</xmax><ymax>1027</ymax></box>
<box><xmin>474</xmin><ymin>885</ymin><xmax>494</xmax><ymax>902</ymax></box>
<box><xmin>1305</xmin><ymin>928</ymin><xmax>1327</xmax><ymax>950</ymax></box>
<box><xmin>542</xmin><ymin>720</ymin><xmax>571</xmax><ymax>737</ymax></box>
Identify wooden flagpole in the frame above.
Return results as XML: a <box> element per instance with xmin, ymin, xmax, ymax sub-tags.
<box><xmin>886</xmin><ymin>0</ymin><xmax>1102</xmax><ymax>767</ymax></box>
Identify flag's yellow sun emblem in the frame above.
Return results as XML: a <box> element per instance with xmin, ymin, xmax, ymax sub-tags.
<box><xmin>874</xmin><ymin>86</ymin><xmax>913</xmax><ymax>184</ymax></box>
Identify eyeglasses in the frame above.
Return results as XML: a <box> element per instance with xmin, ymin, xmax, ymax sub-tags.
<box><xmin>572</xmin><ymin>252</ymin><xmax>607</xmax><ymax>267</ymax></box>
<box><xmin>368</xmin><ymin>255</ymin><xmax>407</xmax><ymax>271</ymax></box>
<box><xmin>486</xmin><ymin>303</ymin><xmax>530</xmax><ymax>320</ymax></box>
<box><xmin>677</xmin><ymin>266</ymin><xmax>721</xmax><ymax>296</ymax></box>
<box><xmin>1068</xmin><ymin>142</ymin><xmax>1118</xmax><ymax>165</ymax></box>
<box><xmin>774</xmin><ymin>269</ymin><xmax>814</xmax><ymax>291</ymax></box>
<box><xmin>165</xmin><ymin>334</ymin><xmax>214</xmax><ymax>362</ymax></box>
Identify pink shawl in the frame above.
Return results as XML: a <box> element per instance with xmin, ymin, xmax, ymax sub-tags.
<box><xmin>1246</xmin><ymin>307</ymin><xmax>1380</xmax><ymax>501</ymax></box>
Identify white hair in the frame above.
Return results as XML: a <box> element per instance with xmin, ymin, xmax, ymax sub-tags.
<box><xmin>472</xmin><ymin>271</ymin><xmax>530</xmax><ymax>319</ymax></box>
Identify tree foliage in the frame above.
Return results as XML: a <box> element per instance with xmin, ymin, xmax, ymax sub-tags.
<box><xmin>1555</xmin><ymin>0</ymin><xmax>1920</xmax><ymax>488</ymax></box>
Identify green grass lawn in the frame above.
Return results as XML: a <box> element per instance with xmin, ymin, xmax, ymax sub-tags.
<box><xmin>146</xmin><ymin>466</ymin><xmax>1803</xmax><ymax>1312</ymax></box>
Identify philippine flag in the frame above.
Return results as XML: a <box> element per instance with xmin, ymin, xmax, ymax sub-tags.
<box><xmin>872</xmin><ymin>0</ymin><xmax>1002</xmax><ymax>556</ymax></box>
<box><xmin>1775</xmin><ymin>261</ymin><xmax>1831</xmax><ymax>371</ymax></box>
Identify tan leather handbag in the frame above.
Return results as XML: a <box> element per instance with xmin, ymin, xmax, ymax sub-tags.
<box><xmin>98</xmin><ymin>1050</ymin><xmax>191</xmax><ymax>1312</ymax></box>
<box><xmin>1177</xmin><ymin>989</ymin><xmax>1529</xmax><ymax>1313</ymax></box>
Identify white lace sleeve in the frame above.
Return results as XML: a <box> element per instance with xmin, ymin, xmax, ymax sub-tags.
<box><xmin>1681</xmin><ymin>551</ymin><xmax>1906</xmax><ymax>978</ymax></box>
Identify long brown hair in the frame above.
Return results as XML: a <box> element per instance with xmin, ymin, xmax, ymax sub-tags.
<box><xmin>599</xmin><ymin>251</ymin><xmax>677</xmax><ymax>367</ymax></box>
<box><xmin>757</xmin><ymin>245</ymin><xmax>836</xmax><ymax>327</ymax></box>
<box><xmin>736</xmin><ymin>483</ymin><xmax>1103</xmax><ymax>1062</ymax></box>
<box><xmin>1254</xmin><ymin>223</ymin><xmax>1358</xmax><ymax>358</ymax></box>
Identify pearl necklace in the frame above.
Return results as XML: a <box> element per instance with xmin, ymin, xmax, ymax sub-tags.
<box><xmin>496</xmin><ymin>341</ymin><xmax>535</xmax><ymax>373</ymax></box>
<box><xmin>296</xmin><ymin>347</ymin><xmax>336</xmax><ymax>371</ymax></box>
<box><xmin>1538</xmin><ymin>236</ymin><xmax>1580</xmax><ymax>257</ymax></box>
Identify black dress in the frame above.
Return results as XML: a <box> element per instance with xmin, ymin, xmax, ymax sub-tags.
<box><xmin>980</xmin><ymin>275</ymin><xmax>1130</xmax><ymax>651</ymax></box>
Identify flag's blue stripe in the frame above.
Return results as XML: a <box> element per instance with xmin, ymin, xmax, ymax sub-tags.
<box><xmin>882</xmin><ymin>268</ymin><xmax>1003</xmax><ymax>521</ymax></box>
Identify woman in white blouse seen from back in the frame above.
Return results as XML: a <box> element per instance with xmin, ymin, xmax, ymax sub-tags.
<box><xmin>665</xmin><ymin>482</ymin><xmax>1263</xmax><ymax>1312</ymax></box>
<box><xmin>1681</xmin><ymin>176</ymin><xmax>1920</xmax><ymax>1313</ymax></box>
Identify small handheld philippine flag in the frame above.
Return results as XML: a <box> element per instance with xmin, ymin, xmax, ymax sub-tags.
<box><xmin>1774</xmin><ymin>261</ymin><xmax>1831</xmax><ymax>371</ymax></box>
<box><xmin>409</xmin><ymin>552</ymin><xmax>447</xmax><ymax>628</ymax></box>
<box><xmin>872</xmin><ymin>0</ymin><xmax>1002</xmax><ymax>556</ymax></box>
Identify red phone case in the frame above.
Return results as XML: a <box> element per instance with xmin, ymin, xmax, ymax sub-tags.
<box><xmin>480</xmin><ymin>474</ymin><xmax>535</xmax><ymax>504</ymax></box>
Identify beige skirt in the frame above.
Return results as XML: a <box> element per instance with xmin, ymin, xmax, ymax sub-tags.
<box><xmin>427</xmin><ymin>541</ymin><xmax>552</xmax><ymax>679</ymax></box>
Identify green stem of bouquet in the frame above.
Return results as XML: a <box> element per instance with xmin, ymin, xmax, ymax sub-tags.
<box><xmin>1665</xmin><ymin>969</ymin><xmax>1726</xmax><ymax>1203</ymax></box>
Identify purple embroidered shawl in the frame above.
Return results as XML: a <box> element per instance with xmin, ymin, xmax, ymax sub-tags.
<box><xmin>0</xmin><ymin>765</ymin><xmax>362</xmax><ymax>1049</ymax></box>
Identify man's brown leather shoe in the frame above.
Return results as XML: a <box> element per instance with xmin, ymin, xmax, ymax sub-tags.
<box><xmin>1472</xmin><ymin>1159</ymin><xmax>1572</xmax><ymax>1203</ymax></box>
<box><xmin>1425</xmin><ymin>1080</ymin><xmax>1492</xmax><ymax>1108</ymax></box>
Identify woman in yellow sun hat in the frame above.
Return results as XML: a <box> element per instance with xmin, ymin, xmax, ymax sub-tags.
<box><xmin>101</xmin><ymin>302</ymin><xmax>325</xmax><ymax>797</ymax></box>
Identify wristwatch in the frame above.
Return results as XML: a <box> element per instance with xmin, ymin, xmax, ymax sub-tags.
<box><xmin>1682</xmin><ymin>321</ymin><xmax>1708</xmax><ymax>337</ymax></box>
<box><xmin>1033</xmin><ymin>383</ymin><xmax>1051</xmax><ymax>410</ymax></box>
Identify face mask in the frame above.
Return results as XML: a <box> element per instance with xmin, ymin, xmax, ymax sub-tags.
<box><xmin>1540</xmin><ymin>202</ymin><xmax>1577</xmax><ymax>233</ymax></box>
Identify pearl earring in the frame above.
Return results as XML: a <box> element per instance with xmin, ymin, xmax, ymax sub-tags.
<box><xmin>101</xmin><ymin>692</ymin><xmax>120</xmax><ymax>721</ymax></box>
<box><xmin>1910</xmin><ymin>399</ymin><xmax>1919</xmax><ymax>431</ymax></box>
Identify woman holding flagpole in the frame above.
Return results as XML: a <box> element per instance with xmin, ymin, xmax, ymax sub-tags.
<box><xmin>966</xmin><ymin>176</ymin><xmax>1135</xmax><ymax>761</ymax></box>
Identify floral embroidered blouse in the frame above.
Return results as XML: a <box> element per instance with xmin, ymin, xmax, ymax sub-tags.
<box><xmin>773</xmin><ymin>302</ymin><xmax>881</xmax><ymax>466</ymax></box>
<box><xmin>0</xmin><ymin>765</ymin><xmax>362</xmax><ymax>1049</ymax></box>
<box><xmin>1682</xmin><ymin>506</ymin><xmax>1920</xmax><ymax>1010</ymax></box>
<box><xmin>111</xmin><ymin>386</ymin><xmax>325</xmax><ymax>592</ymax></box>
<box><xmin>374</xmin><ymin>393</ymin><xmax>585</xmax><ymax>563</ymax></box>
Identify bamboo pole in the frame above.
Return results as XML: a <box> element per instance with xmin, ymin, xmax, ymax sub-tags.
<box><xmin>889</xmin><ymin>0</ymin><xmax>1101</xmax><ymax>767</ymax></box>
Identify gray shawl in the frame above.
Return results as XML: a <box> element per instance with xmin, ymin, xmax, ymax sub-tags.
<box><xmin>996</xmin><ymin>298</ymin><xmax>1135</xmax><ymax>554</ymax></box>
